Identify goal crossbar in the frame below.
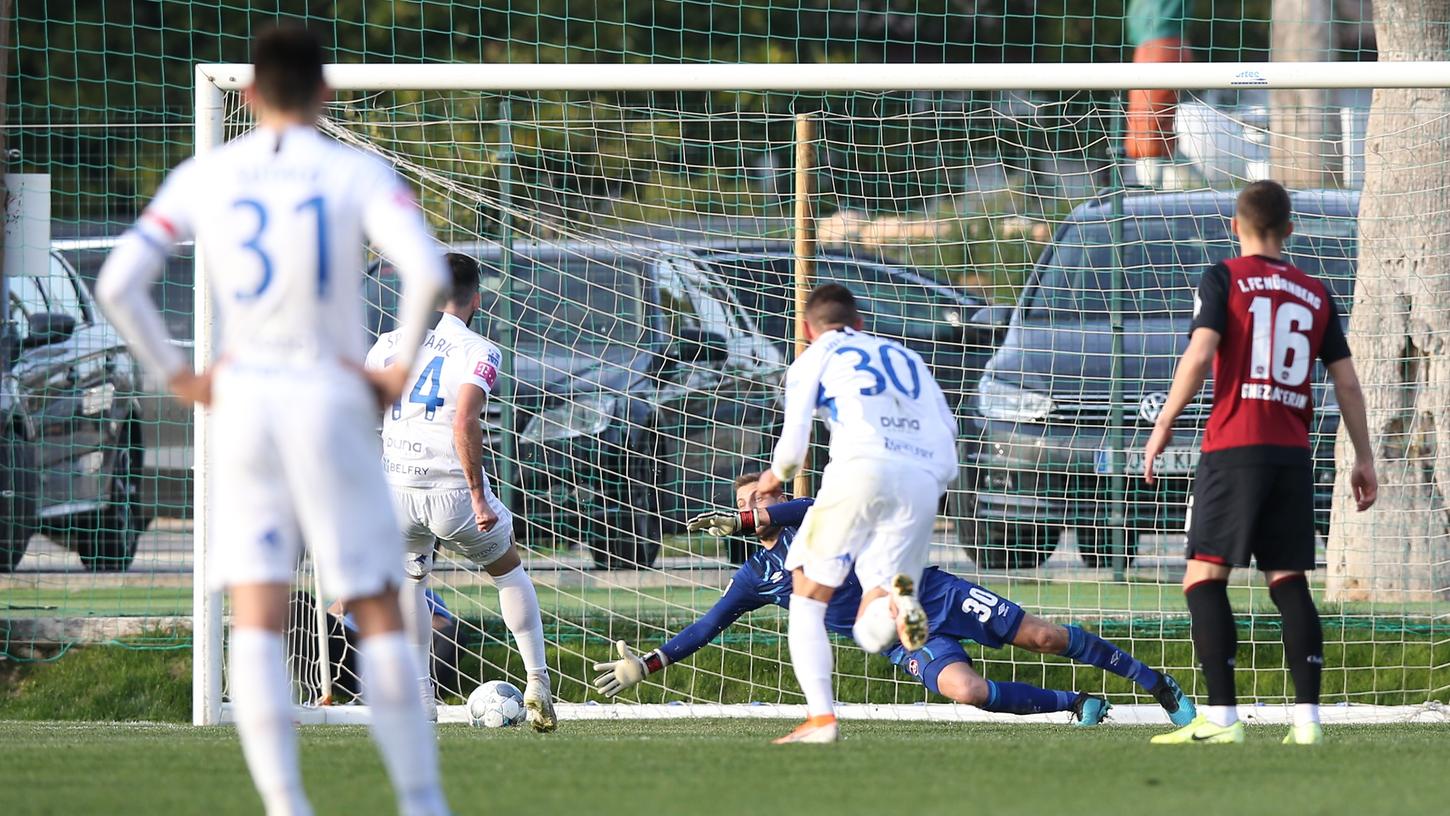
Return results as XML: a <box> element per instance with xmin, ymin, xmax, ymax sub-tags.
<box><xmin>198</xmin><ymin>60</ymin><xmax>1450</xmax><ymax>93</ymax></box>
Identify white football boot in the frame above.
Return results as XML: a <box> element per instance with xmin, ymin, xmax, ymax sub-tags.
<box><xmin>772</xmin><ymin>714</ymin><xmax>839</xmax><ymax>744</ymax></box>
<box><xmin>891</xmin><ymin>573</ymin><xmax>929</xmax><ymax>652</ymax></box>
<box><xmin>524</xmin><ymin>674</ymin><xmax>557</xmax><ymax>733</ymax></box>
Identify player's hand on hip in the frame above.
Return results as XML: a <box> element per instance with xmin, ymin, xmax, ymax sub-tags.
<box><xmin>591</xmin><ymin>640</ymin><xmax>647</xmax><ymax>697</ymax></box>
<box><xmin>1142</xmin><ymin>423</ymin><xmax>1174</xmax><ymax>485</ymax></box>
<box><xmin>687</xmin><ymin>510</ymin><xmax>741</xmax><ymax>537</ymax></box>
<box><xmin>472</xmin><ymin>493</ymin><xmax>498</xmax><ymax>532</ymax></box>
<box><xmin>1351</xmin><ymin>458</ymin><xmax>1378</xmax><ymax>512</ymax></box>
<box><xmin>363</xmin><ymin>363</ymin><xmax>411</xmax><ymax>409</ymax></box>
<box><xmin>168</xmin><ymin>368</ymin><xmax>215</xmax><ymax>407</ymax></box>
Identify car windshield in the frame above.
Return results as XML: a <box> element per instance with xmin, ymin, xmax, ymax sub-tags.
<box><xmin>819</xmin><ymin>260</ymin><xmax>960</xmax><ymax>339</ymax></box>
<box><xmin>707</xmin><ymin>255</ymin><xmax>960</xmax><ymax>341</ymax></box>
<box><xmin>1029</xmin><ymin>217</ymin><xmax>1234</xmax><ymax>318</ymax></box>
<box><xmin>478</xmin><ymin>255</ymin><xmax>647</xmax><ymax>352</ymax></box>
<box><xmin>368</xmin><ymin>253</ymin><xmax>647</xmax><ymax>352</ymax></box>
<box><xmin>1028</xmin><ymin>214</ymin><xmax>1356</xmax><ymax>320</ymax></box>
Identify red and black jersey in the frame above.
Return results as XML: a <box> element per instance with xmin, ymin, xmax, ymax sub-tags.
<box><xmin>1190</xmin><ymin>255</ymin><xmax>1350</xmax><ymax>464</ymax></box>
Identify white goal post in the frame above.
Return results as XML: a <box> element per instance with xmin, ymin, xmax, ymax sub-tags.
<box><xmin>192</xmin><ymin>61</ymin><xmax>1450</xmax><ymax>727</ymax></box>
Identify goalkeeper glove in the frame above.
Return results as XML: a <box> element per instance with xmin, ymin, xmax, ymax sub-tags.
<box><xmin>591</xmin><ymin>640</ymin><xmax>666</xmax><ymax>697</ymax></box>
<box><xmin>687</xmin><ymin>508</ymin><xmax>755</xmax><ymax>537</ymax></box>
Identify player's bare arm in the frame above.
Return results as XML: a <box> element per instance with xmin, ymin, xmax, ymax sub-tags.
<box><xmin>452</xmin><ymin>381</ymin><xmax>498</xmax><ymax>532</ymax></box>
<box><xmin>1327</xmin><ymin>357</ymin><xmax>1378</xmax><ymax>511</ymax></box>
<box><xmin>1144</xmin><ymin>327</ymin><xmax>1220</xmax><ymax>484</ymax></box>
<box><xmin>363</xmin><ymin>363</ymin><xmax>413</xmax><ymax>409</ymax></box>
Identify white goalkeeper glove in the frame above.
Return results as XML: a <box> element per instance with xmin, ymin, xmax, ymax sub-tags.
<box><xmin>592</xmin><ymin>640</ymin><xmax>663</xmax><ymax>697</ymax></box>
<box><xmin>687</xmin><ymin>508</ymin><xmax>753</xmax><ymax>537</ymax></box>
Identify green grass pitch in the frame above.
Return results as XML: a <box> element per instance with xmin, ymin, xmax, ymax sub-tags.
<box><xmin>3</xmin><ymin>720</ymin><xmax>1448</xmax><ymax>815</ymax></box>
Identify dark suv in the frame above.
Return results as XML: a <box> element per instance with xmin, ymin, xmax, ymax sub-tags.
<box><xmin>1</xmin><ymin>247</ymin><xmax>149</xmax><ymax>571</ymax></box>
<box><xmin>366</xmin><ymin>241</ymin><xmax>786</xmax><ymax>568</ymax></box>
<box><xmin>963</xmin><ymin>190</ymin><xmax>1356</xmax><ymax>569</ymax></box>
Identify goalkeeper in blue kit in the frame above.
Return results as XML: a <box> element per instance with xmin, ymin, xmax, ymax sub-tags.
<box><xmin>592</xmin><ymin>472</ymin><xmax>1197</xmax><ymax>725</ymax></box>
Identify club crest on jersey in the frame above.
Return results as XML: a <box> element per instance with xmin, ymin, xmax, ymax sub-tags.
<box><xmin>907</xmin><ymin>657</ymin><xmax>921</xmax><ymax>676</ymax></box>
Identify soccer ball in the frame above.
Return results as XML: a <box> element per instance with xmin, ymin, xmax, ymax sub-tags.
<box><xmin>467</xmin><ymin>680</ymin><xmax>527</xmax><ymax>728</ymax></box>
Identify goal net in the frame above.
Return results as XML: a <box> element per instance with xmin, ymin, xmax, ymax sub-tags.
<box><xmin>194</xmin><ymin>63</ymin><xmax>1450</xmax><ymax>726</ymax></box>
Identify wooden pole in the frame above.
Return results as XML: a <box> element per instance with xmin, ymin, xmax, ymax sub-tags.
<box><xmin>0</xmin><ymin>0</ymin><xmax>14</xmax><ymax>359</ymax></box>
<box><xmin>792</xmin><ymin>112</ymin><xmax>815</xmax><ymax>499</ymax></box>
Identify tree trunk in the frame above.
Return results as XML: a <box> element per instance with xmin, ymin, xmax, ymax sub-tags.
<box><xmin>1269</xmin><ymin>0</ymin><xmax>1341</xmax><ymax>188</ymax></box>
<box><xmin>1325</xmin><ymin>0</ymin><xmax>1450</xmax><ymax>602</ymax></box>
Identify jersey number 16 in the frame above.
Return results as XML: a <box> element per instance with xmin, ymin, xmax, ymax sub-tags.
<box><xmin>1247</xmin><ymin>297</ymin><xmax>1313</xmax><ymax>387</ymax></box>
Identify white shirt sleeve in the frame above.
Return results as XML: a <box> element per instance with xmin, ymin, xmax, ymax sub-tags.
<box><xmin>462</xmin><ymin>341</ymin><xmax>502</xmax><ymax>395</ymax></box>
<box><xmin>770</xmin><ymin>344</ymin><xmax>826</xmax><ymax>482</ymax></box>
<box><xmin>360</xmin><ymin>160</ymin><xmax>446</xmax><ymax>372</ymax></box>
<box><xmin>363</xmin><ymin>335</ymin><xmax>388</xmax><ymax>372</ymax></box>
<box><xmin>94</xmin><ymin>160</ymin><xmax>198</xmax><ymax>381</ymax></box>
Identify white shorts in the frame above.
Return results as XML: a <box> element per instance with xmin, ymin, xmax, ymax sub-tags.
<box><xmin>784</xmin><ymin>458</ymin><xmax>944</xmax><ymax>591</ymax></box>
<box><xmin>391</xmin><ymin>486</ymin><xmax>514</xmax><ymax>567</ymax></box>
<box><xmin>209</xmin><ymin>363</ymin><xmax>402</xmax><ymax>601</ymax></box>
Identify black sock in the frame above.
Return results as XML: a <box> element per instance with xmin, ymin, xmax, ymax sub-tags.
<box><xmin>1185</xmin><ymin>578</ymin><xmax>1237</xmax><ymax>706</ymax></box>
<box><xmin>1270</xmin><ymin>574</ymin><xmax>1323</xmax><ymax>705</ymax></box>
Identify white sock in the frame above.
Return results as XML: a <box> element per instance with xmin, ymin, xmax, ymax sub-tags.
<box><xmin>360</xmin><ymin>632</ymin><xmax>449</xmax><ymax>816</ymax></box>
<box><xmin>399</xmin><ymin>577</ymin><xmax>436</xmax><ymax>708</ymax></box>
<box><xmin>1295</xmin><ymin>703</ymin><xmax>1320</xmax><ymax>727</ymax></box>
<box><xmin>494</xmin><ymin>565</ymin><xmax>548</xmax><ymax>681</ymax></box>
<box><xmin>1206</xmin><ymin>704</ymin><xmax>1239</xmax><ymax>727</ymax></box>
<box><xmin>851</xmin><ymin>596</ymin><xmax>896</xmax><ymax>654</ymax></box>
<box><xmin>229</xmin><ymin>628</ymin><xmax>312</xmax><ymax>816</ymax></box>
<box><xmin>788</xmin><ymin>595</ymin><xmax>835</xmax><ymax>718</ymax></box>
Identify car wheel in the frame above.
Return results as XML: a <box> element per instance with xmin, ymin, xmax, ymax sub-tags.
<box><xmin>1077</xmin><ymin>528</ymin><xmax>1140</xmax><ymax>569</ymax></box>
<box><xmin>75</xmin><ymin>445</ymin><xmax>148</xmax><ymax>573</ymax></box>
<box><xmin>588</xmin><ymin>446</ymin><xmax>664</xmax><ymax>570</ymax></box>
<box><xmin>954</xmin><ymin>487</ymin><xmax>1059</xmax><ymax>570</ymax></box>
<box><xmin>970</xmin><ymin>523</ymin><xmax>1059</xmax><ymax>570</ymax></box>
<box><xmin>0</xmin><ymin>428</ymin><xmax>38</xmax><ymax>573</ymax></box>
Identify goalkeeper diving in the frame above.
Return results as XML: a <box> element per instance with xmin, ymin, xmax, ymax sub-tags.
<box><xmin>592</xmin><ymin>471</ymin><xmax>1197</xmax><ymax>726</ymax></box>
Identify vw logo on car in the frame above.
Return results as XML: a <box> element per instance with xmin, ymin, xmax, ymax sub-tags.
<box><xmin>1138</xmin><ymin>392</ymin><xmax>1170</xmax><ymax>424</ymax></box>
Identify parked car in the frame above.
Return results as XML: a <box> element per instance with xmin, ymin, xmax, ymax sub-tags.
<box><xmin>365</xmin><ymin>240</ymin><xmax>787</xmax><ymax>569</ymax></box>
<box><xmin>53</xmin><ymin>236</ymin><xmax>196</xmax><ymax>520</ymax></box>
<box><xmin>1</xmin><ymin>247</ymin><xmax>151</xmax><ymax>571</ymax></box>
<box><xmin>962</xmin><ymin>189</ymin><xmax>1356</xmax><ymax>569</ymax></box>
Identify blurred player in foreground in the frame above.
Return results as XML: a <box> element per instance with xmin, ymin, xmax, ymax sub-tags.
<box><xmin>757</xmin><ymin>284</ymin><xmax>957</xmax><ymax>743</ymax></box>
<box><xmin>592</xmin><ymin>472</ymin><xmax>1196</xmax><ymax>727</ymax></box>
<box><xmin>95</xmin><ymin>25</ymin><xmax>451</xmax><ymax>815</ymax></box>
<box><xmin>365</xmin><ymin>252</ymin><xmax>556</xmax><ymax>732</ymax></box>
<box><xmin>1144</xmin><ymin>180</ymin><xmax>1377</xmax><ymax>745</ymax></box>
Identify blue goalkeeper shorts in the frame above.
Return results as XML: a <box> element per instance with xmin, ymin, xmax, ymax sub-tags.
<box><xmin>886</xmin><ymin>572</ymin><xmax>1027</xmax><ymax>695</ymax></box>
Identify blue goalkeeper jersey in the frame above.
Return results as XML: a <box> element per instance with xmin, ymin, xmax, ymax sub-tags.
<box><xmin>657</xmin><ymin>500</ymin><xmax>855</xmax><ymax>664</ymax></box>
<box><xmin>657</xmin><ymin>499</ymin><xmax>999</xmax><ymax>664</ymax></box>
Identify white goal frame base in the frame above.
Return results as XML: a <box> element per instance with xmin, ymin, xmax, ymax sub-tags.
<box><xmin>218</xmin><ymin>702</ymin><xmax>1450</xmax><ymax>727</ymax></box>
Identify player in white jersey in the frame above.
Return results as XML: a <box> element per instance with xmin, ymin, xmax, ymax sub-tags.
<box><xmin>94</xmin><ymin>27</ymin><xmax>451</xmax><ymax>816</ymax></box>
<box><xmin>759</xmin><ymin>283</ymin><xmax>958</xmax><ymax>744</ymax></box>
<box><xmin>365</xmin><ymin>253</ymin><xmax>557</xmax><ymax>732</ymax></box>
